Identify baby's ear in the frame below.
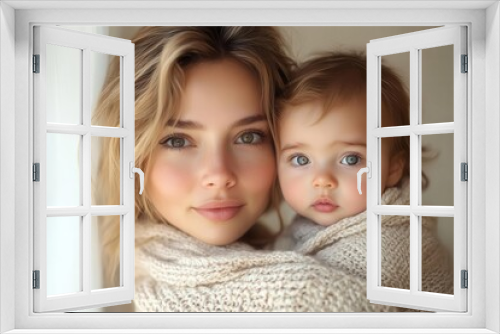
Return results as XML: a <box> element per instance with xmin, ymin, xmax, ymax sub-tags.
<box><xmin>386</xmin><ymin>152</ymin><xmax>406</xmax><ymax>187</ymax></box>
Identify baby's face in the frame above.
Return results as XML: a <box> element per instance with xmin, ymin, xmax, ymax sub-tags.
<box><xmin>278</xmin><ymin>99</ymin><xmax>397</xmax><ymax>226</ymax></box>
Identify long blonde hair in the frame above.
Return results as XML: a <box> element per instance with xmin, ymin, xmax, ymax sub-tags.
<box><xmin>93</xmin><ymin>27</ymin><xmax>294</xmax><ymax>287</ymax></box>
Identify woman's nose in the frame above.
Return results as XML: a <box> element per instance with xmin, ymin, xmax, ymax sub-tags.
<box><xmin>201</xmin><ymin>149</ymin><xmax>237</xmax><ymax>189</ymax></box>
<box><xmin>313</xmin><ymin>172</ymin><xmax>337</xmax><ymax>189</ymax></box>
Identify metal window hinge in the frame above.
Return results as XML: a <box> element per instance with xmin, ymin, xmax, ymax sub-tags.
<box><xmin>461</xmin><ymin>162</ymin><xmax>468</xmax><ymax>181</ymax></box>
<box><xmin>33</xmin><ymin>55</ymin><xmax>40</xmax><ymax>73</ymax></box>
<box><xmin>33</xmin><ymin>163</ymin><xmax>40</xmax><ymax>182</ymax></box>
<box><xmin>461</xmin><ymin>270</ymin><xmax>468</xmax><ymax>289</ymax></box>
<box><xmin>33</xmin><ymin>270</ymin><xmax>40</xmax><ymax>289</ymax></box>
<box><xmin>461</xmin><ymin>54</ymin><xmax>468</xmax><ymax>73</ymax></box>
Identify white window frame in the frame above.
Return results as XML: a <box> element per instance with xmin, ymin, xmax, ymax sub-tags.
<box><xmin>32</xmin><ymin>25</ymin><xmax>136</xmax><ymax>313</ymax></box>
<box><xmin>0</xmin><ymin>1</ymin><xmax>498</xmax><ymax>333</ymax></box>
<box><xmin>366</xmin><ymin>26</ymin><xmax>468</xmax><ymax>312</ymax></box>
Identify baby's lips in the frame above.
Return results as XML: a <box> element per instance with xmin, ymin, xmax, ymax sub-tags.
<box><xmin>312</xmin><ymin>197</ymin><xmax>336</xmax><ymax>207</ymax></box>
<box><xmin>311</xmin><ymin>199</ymin><xmax>339</xmax><ymax>213</ymax></box>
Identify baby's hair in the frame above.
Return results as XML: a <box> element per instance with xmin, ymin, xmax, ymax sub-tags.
<box><xmin>93</xmin><ymin>27</ymin><xmax>294</xmax><ymax>287</ymax></box>
<box><xmin>277</xmin><ymin>51</ymin><xmax>431</xmax><ymax>189</ymax></box>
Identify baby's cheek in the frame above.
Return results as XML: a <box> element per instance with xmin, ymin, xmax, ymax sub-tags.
<box><xmin>347</xmin><ymin>174</ymin><xmax>367</xmax><ymax>211</ymax></box>
<box><xmin>279</xmin><ymin>172</ymin><xmax>307</xmax><ymax>213</ymax></box>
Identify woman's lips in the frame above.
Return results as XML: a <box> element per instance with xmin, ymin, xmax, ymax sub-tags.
<box><xmin>193</xmin><ymin>200</ymin><xmax>244</xmax><ymax>222</ymax></box>
<box><xmin>312</xmin><ymin>199</ymin><xmax>338</xmax><ymax>213</ymax></box>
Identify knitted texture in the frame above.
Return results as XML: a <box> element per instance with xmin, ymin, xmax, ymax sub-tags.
<box><xmin>275</xmin><ymin>183</ymin><xmax>454</xmax><ymax>308</ymax></box>
<box><xmin>133</xmin><ymin>219</ymin><xmax>402</xmax><ymax>312</ymax></box>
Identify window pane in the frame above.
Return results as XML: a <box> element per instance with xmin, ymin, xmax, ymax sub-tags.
<box><xmin>421</xmin><ymin>216</ymin><xmax>454</xmax><ymax>295</ymax></box>
<box><xmin>46</xmin><ymin>44</ymin><xmax>82</xmax><ymax>125</ymax></box>
<box><xmin>47</xmin><ymin>133</ymin><xmax>81</xmax><ymax>207</ymax></box>
<box><xmin>421</xmin><ymin>45</ymin><xmax>454</xmax><ymax>124</ymax></box>
<box><xmin>380</xmin><ymin>52</ymin><xmax>410</xmax><ymax>128</ymax></box>
<box><xmin>381</xmin><ymin>137</ymin><xmax>410</xmax><ymax>204</ymax></box>
<box><xmin>421</xmin><ymin>133</ymin><xmax>454</xmax><ymax>206</ymax></box>
<box><xmin>47</xmin><ymin>216</ymin><xmax>82</xmax><ymax>296</ymax></box>
<box><xmin>91</xmin><ymin>136</ymin><xmax>121</xmax><ymax>206</ymax></box>
<box><xmin>91</xmin><ymin>52</ymin><xmax>120</xmax><ymax>127</ymax></box>
<box><xmin>91</xmin><ymin>215</ymin><xmax>120</xmax><ymax>290</ymax></box>
<box><xmin>380</xmin><ymin>215</ymin><xmax>409</xmax><ymax>290</ymax></box>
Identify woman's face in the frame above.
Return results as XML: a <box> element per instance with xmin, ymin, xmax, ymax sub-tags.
<box><xmin>147</xmin><ymin>59</ymin><xmax>276</xmax><ymax>245</ymax></box>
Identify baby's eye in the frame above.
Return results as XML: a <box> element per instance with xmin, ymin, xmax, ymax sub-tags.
<box><xmin>340</xmin><ymin>154</ymin><xmax>361</xmax><ymax>166</ymax></box>
<box><xmin>236</xmin><ymin>131</ymin><xmax>264</xmax><ymax>145</ymax></box>
<box><xmin>161</xmin><ymin>136</ymin><xmax>192</xmax><ymax>149</ymax></box>
<box><xmin>290</xmin><ymin>155</ymin><xmax>310</xmax><ymax>166</ymax></box>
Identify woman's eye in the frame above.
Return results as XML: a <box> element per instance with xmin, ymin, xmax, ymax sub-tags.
<box><xmin>236</xmin><ymin>131</ymin><xmax>264</xmax><ymax>145</ymax></box>
<box><xmin>340</xmin><ymin>154</ymin><xmax>361</xmax><ymax>166</ymax></box>
<box><xmin>162</xmin><ymin>136</ymin><xmax>191</xmax><ymax>149</ymax></box>
<box><xmin>290</xmin><ymin>155</ymin><xmax>310</xmax><ymax>166</ymax></box>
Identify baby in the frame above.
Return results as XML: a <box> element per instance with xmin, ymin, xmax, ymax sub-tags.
<box><xmin>274</xmin><ymin>51</ymin><xmax>453</xmax><ymax>296</ymax></box>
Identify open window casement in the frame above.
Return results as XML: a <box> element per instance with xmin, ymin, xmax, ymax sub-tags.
<box><xmin>33</xmin><ymin>26</ymin><xmax>139</xmax><ymax>312</ymax></box>
<box><xmin>365</xmin><ymin>26</ymin><xmax>467</xmax><ymax>312</ymax></box>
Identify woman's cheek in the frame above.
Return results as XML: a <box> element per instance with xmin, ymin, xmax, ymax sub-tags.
<box><xmin>149</xmin><ymin>155</ymin><xmax>194</xmax><ymax>197</ymax></box>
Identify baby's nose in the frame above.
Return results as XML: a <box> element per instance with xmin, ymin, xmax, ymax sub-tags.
<box><xmin>313</xmin><ymin>174</ymin><xmax>337</xmax><ymax>189</ymax></box>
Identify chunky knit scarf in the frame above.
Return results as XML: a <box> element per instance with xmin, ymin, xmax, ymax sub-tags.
<box><xmin>133</xmin><ymin>218</ymin><xmax>403</xmax><ymax>312</ymax></box>
<box><xmin>277</xmin><ymin>183</ymin><xmax>454</xmax><ymax>297</ymax></box>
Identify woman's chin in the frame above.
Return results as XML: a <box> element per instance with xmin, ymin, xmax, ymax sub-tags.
<box><xmin>197</xmin><ymin>232</ymin><xmax>243</xmax><ymax>246</ymax></box>
<box><xmin>187</xmin><ymin>212</ymin><xmax>256</xmax><ymax>246</ymax></box>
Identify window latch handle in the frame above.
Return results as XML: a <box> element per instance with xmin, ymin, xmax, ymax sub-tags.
<box><xmin>357</xmin><ymin>162</ymin><xmax>371</xmax><ymax>195</ymax></box>
<box><xmin>129</xmin><ymin>162</ymin><xmax>144</xmax><ymax>195</ymax></box>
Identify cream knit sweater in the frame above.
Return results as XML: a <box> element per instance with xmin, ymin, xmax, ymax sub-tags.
<box><xmin>275</xmin><ymin>183</ymin><xmax>454</xmax><ymax>297</ymax></box>
<box><xmin>133</xmin><ymin>218</ymin><xmax>403</xmax><ymax>312</ymax></box>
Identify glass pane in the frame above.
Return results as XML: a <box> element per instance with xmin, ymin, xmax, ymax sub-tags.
<box><xmin>380</xmin><ymin>52</ymin><xmax>410</xmax><ymax>128</ymax></box>
<box><xmin>380</xmin><ymin>215</ymin><xmax>409</xmax><ymax>290</ymax></box>
<box><xmin>91</xmin><ymin>215</ymin><xmax>120</xmax><ymax>290</ymax></box>
<box><xmin>421</xmin><ymin>133</ymin><xmax>454</xmax><ymax>206</ymax></box>
<box><xmin>91</xmin><ymin>136</ymin><xmax>121</xmax><ymax>206</ymax></box>
<box><xmin>46</xmin><ymin>44</ymin><xmax>82</xmax><ymax>125</ymax></box>
<box><xmin>421</xmin><ymin>45</ymin><xmax>454</xmax><ymax>124</ymax></box>
<box><xmin>421</xmin><ymin>216</ymin><xmax>454</xmax><ymax>295</ymax></box>
<box><xmin>47</xmin><ymin>133</ymin><xmax>81</xmax><ymax>207</ymax></box>
<box><xmin>47</xmin><ymin>216</ymin><xmax>81</xmax><ymax>296</ymax></box>
<box><xmin>91</xmin><ymin>52</ymin><xmax>120</xmax><ymax>127</ymax></box>
<box><xmin>380</xmin><ymin>137</ymin><xmax>410</xmax><ymax>204</ymax></box>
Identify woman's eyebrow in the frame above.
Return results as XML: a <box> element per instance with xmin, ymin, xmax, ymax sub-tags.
<box><xmin>166</xmin><ymin>119</ymin><xmax>202</xmax><ymax>129</ymax></box>
<box><xmin>233</xmin><ymin>114</ymin><xmax>266</xmax><ymax>127</ymax></box>
<box><xmin>166</xmin><ymin>114</ymin><xmax>266</xmax><ymax>129</ymax></box>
